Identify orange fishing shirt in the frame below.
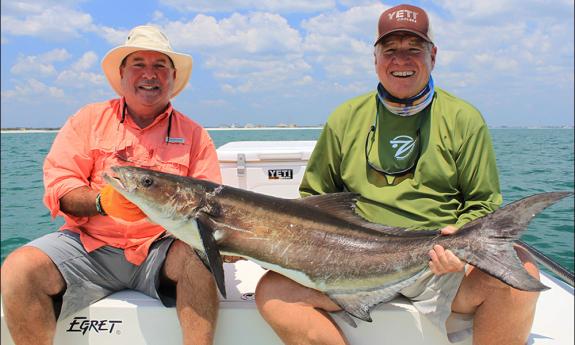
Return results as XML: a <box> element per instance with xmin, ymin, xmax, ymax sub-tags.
<box><xmin>43</xmin><ymin>98</ymin><xmax>222</xmax><ymax>265</ymax></box>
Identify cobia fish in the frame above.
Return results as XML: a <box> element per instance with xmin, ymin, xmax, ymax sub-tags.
<box><xmin>103</xmin><ymin>166</ymin><xmax>571</xmax><ymax>322</ymax></box>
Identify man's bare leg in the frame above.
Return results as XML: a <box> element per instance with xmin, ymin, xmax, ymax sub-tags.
<box><xmin>451</xmin><ymin>245</ymin><xmax>540</xmax><ymax>345</ymax></box>
<box><xmin>1</xmin><ymin>246</ymin><xmax>66</xmax><ymax>345</ymax></box>
<box><xmin>161</xmin><ymin>240</ymin><xmax>219</xmax><ymax>345</ymax></box>
<box><xmin>255</xmin><ymin>271</ymin><xmax>349</xmax><ymax>345</ymax></box>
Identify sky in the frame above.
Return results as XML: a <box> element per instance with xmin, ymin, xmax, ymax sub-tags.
<box><xmin>1</xmin><ymin>0</ymin><xmax>574</xmax><ymax>128</ymax></box>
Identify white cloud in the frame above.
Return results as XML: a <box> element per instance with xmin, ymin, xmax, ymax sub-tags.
<box><xmin>95</xmin><ymin>26</ymin><xmax>130</xmax><ymax>45</ymax></box>
<box><xmin>300</xmin><ymin>4</ymin><xmax>384</xmax><ymax>84</ymax></box>
<box><xmin>200</xmin><ymin>99</ymin><xmax>228</xmax><ymax>107</ymax></box>
<box><xmin>1</xmin><ymin>6</ymin><xmax>95</xmax><ymax>40</ymax></box>
<box><xmin>1</xmin><ymin>0</ymin><xmax>87</xmax><ymax>14</ymax></box>
<box><xmin>164</xmin><ymin>13</ymin><xmax>302</xmax><ymax>54</ymax></box>
<box><xmin>434</xmin><ymin>0</ymin><xmax>573</xmax><ymax>20</ymax></box>
<box><xmin>301</xmin><ymin>3</ymin><xmax>385</xmax><ymax>38</ymax></box>
<box><xmin>56</xmin><ymin>70</ymin><xmax>106</xmax><ymax>86</ymax></box>
<box><xmin>426</xmin><ymin>0</ymin><xmax>573</xmax><ymax>93</ymax></box>
<box><xmin>1</xmin><ymin>78</ymin><xmax>65</xmax><ymax>100</ymax></box>
<box><xmin>10</xmin><ymin>58</ymin><xmax>57</xmax><ymax>76</ymax></box>
<box><xmin>10</xmin><ymin>49</ymin><xmax>71</xmax><ymax>76</ymax></box>
<box><xmin>56</xmin><ymin>52</ymin><xmax>106</xmax><ymax>87</ymax></box>
<box><xmin>207</xmin><ymin>57</ymin><xmax>312</xmax><ymax>93</ymax></box>
<box><xmin>161</xmin><ymin>4</ymin><xmax>383</xmax><ymax>95</ymax></box>
<box><xmin>71</xmin><ymin>51</ymin><xmax>98</xmax><ymax>71</ymax></box>
<box><xmin>43</xmin><ymin>48</ymin><xmax>72</xmax><ymax>62</ymax></box>
<box><xmin>159</xmin><ymin>12</ymin><xmax>309</xmax><ymax>93</ymax></box>
<box><xmin>474</xmin><ymin>53</ymin><xmax>520</xmax><ymax>72</ymax></box>
<box><xmin>159</xmin><ymin>0</ymin><xmax>335</xmax><ymax>13</ymax></box>
<box><xmin>6</xmin><ymin>49</ymin><xmax>105</xmax><ymax>101</ymax></box>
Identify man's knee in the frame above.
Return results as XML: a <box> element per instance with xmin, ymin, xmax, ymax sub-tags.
<box><xmin>255</xmin><ymin>271</ymin><xmax>296</xmax><ymax>311</ymax></box>
<box><xmin>473</xmin><ymin>245</ymin><xmax>540</xmax><ymax>288</ymax></box>
<box><xmin>1</xmin><ymin>246</ymin><xmax>65</xmax><ymax>296</ymax></box>
<box><xmin>454</xmin><ymin>246</ymin><xmax>542</xmax><ymax>313</ymax></box>
<box><xmin>255</xmin><ymin>271</ymin><xmax>287</xmax><ymax>319</ymax></box>
<box><xmin>256</xmin><ymin>272</ymin><xmax>282</xmax><ymax>298</ymax></box>
<box><xmin>162</xmin><ymin>240</ymin><xmax>211</xmax><ymax>284</ymax></box>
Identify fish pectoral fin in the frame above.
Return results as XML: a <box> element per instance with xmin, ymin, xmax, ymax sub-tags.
<box><xmin>330</xmin><ymin>310</ymin><xmax>358</xmax><ymax>328</ymax></box>
<box><xmin>328</xmin><ymin>270</ymin><xmax>428</xmax><ymax>324</ymax></box>
<box><xmin>197</xmin><ymin>214</ymin><xmax>227</xmax><ymax>298</ymax></box>
<box><xmin>329</xmin><ymin>294</ymin><xmax>373</xmax><ymax>322</ymax></box>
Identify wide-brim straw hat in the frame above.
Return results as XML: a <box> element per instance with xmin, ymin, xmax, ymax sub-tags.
<box><xmin>101</xmin><ymin>25</ymin><xmax>193</xmax><ymax>98</ymax></box>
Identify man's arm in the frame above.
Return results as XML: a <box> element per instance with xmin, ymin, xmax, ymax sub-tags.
<box><xmin>59</xmin><ymin>186</ymin><xmax>99</xmax><ymax>217</ymax></box>
<box><xmin>43</xmin><ymin>110</ymin><xmax>95</xmax><ymax>220</ymax></box>
<box><xmin>430</xmin><ymin>117</ymin><xmax>502</xmax><ymax>275</ymax></box>
<box><xmin>188</xmin><ymin>127</ymin><xmax>222</xmax><ymax>184</ymax></box>
<box><xmin>299</xmin><ymin>122</ymin><xmax>344</xmax><ymax>197</ymax></box>
<box><xmin>454</xmin><ymin>123</ymin><xmax>502</xmax><ymax>227</ymax></box>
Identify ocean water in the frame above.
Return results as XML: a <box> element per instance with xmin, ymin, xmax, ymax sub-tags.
<box><xmin>1</xmin><ymin>129</ymin><xmax>573</xmax><ymax>276</ymax></box>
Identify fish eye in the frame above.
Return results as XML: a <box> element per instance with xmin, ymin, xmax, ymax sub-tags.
<box><xmin>141</xmin><ymin>176</ymin><xmax>154</xmax><ymax>187</ymax></box>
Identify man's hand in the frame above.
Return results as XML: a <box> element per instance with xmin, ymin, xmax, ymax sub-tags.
<box><xmin>99</xmin><ymin>184</ymin><xmax>146</xmax><ymax>222</ymax></box>
<box><xmin>428</xmin><ymin>225</ymin><xmax>465</xmax><ymax>275</ymax></box>
<box><xmin>223</xmin><ymin>256</ymin><xmax>244</xmax><ymax>263</ymax></box>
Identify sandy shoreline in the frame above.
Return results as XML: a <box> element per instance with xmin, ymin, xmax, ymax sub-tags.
<box><xmin>1</xmin><ymin>129</ymin><xmax>60</xmax><ymax>133</ymax></box>
<box><xmin>1</xmin><ymin>127</ymin><xmax>323</xmax><ymax>134</ymax></box>
<box><xmin>2</xmin><ymin>126</ymin><xmax>571</xmax><ymax>134</ymax></box>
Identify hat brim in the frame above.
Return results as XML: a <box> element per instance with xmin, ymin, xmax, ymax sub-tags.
<box><xmin>101</xmin><ymin>46</ymin><xmax>193</xmax><ymax>98</ymax></box>
<box><xmin>374</xmin><ymin>29</ymin><xmax>433</xmax><ymax>46</ymax></box>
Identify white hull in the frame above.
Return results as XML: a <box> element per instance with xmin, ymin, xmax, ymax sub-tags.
<box><xmin>1</xmin><ymin>261</ymin><xmax>573</xmax><ymax>344</ymax></box>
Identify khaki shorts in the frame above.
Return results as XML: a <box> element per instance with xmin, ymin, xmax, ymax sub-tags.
<box><xmin>26</xmin><ymin>230</ymin><xmax>175</xmax><ymax>320</ymax></box>
<box><xmin>400</xmin><ymin>267</ymin><xmax>473</xmax><ymax>343</ymax></box>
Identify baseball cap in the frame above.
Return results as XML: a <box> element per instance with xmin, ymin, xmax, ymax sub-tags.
<box><xmin>374</xmin><ymin>4</ymin><xmax>433</xmax><ymax>46</ymax></box>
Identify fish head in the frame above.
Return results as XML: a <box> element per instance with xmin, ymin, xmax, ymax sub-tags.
<box><xmin>103</xmin><ymin>166</ymin><xmax>207</xmax><ymax>224</ymax></box>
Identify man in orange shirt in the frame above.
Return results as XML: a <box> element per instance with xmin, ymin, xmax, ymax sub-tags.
<box><xmin>1</xmin><ymin>26</ymin><xmax>223</xmax><ymax>345</ymax></box>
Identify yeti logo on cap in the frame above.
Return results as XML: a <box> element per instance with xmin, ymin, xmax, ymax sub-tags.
<box><xmin>387</xmin><ymin>9</ymin><xmax>419</xmax><ymax>23</ymax></box>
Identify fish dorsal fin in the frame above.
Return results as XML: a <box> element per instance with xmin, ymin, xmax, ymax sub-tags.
<box><xmin>298</xmin><ymin>193</ymin><xmax>359</xmax><ymax>216</ymax></box>
<box><xmin>328</xmin><ymin>269</ymin><xmax>427</xmax><ymax>322</ymax></box>
<box><xmin>298</xmin><ymin>193</ymin><xmax>439</xmax><ymax>237</ymax></box>
<box><xmin>298</xmin><ymin>193</ymin><xmax>392</xmax><ymax>232</ymax></box>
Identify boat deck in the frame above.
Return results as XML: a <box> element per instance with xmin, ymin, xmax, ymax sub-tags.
<box><xmin>2</xmin><ymin>260</ymin><xmax>573</xmax><ymax>345</ymax></box>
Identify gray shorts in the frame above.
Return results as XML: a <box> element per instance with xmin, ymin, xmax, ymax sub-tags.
<box><xmin>400</xmin><ymin>267</ymin><xmax>473</xmax><ymax>343</ymax></box>
<box><xmin>26</xmin><ymin>230</ymin><xmax>176</xmax><ymax>320</ymax></box>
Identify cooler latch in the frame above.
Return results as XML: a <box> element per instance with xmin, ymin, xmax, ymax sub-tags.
<box><xmin>237</xmin><ymin>153</ymin><xmax>246</xmax><ymax>177</ymax></box>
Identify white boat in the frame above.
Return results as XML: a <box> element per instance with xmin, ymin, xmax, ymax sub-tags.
<box><xmin>1</xmin><ymin>141</ymin><xmax>573</xmax><ymax>345</ymax></box>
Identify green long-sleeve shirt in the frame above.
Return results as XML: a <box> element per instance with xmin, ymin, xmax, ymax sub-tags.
<box><xmin>300</xmin><ymin>88</ymin><xmax>502</xmax><ymax>230</ymax></box>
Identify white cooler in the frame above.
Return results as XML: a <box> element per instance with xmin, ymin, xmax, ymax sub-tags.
<box><xmin>217</xmin><ymin>141</ymin><xmax>317</xmax><ymax>199</ymax></box>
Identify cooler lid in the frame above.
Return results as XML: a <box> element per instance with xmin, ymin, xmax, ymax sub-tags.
<box><xmin>217</xmin><ymin>141</ymin><xmax>316</xmax><ymax>162</ymax></box>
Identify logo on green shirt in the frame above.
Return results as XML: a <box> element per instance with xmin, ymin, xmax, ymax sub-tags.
<box><xmin>390</xmin><ymin>135</ymin><xmax>416</xmax><ymax>160</ymax></box>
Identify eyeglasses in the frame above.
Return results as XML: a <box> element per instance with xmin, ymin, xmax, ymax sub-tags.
<box><xmin>364</xmin><ymin>113</ymin><xmax>422</xmax><ymax>176</ymax></box>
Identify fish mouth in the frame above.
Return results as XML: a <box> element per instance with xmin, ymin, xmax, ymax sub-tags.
<box><xmin>103</xmin><ymin>167</ymin><xmax>131</xmax><ymax>193</ymax></box>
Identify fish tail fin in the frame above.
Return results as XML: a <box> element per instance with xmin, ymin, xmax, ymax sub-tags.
<box><xmin>459</xmin><ymin>192</ymin><xmax>572</xmax><ymax>292</ymax></box>
<box><xmin>481</xmin><ymin>192</ymin><xmax>572</xmax><ymax>239</ymax></box>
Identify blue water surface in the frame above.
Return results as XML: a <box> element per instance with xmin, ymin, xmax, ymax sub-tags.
<box><xmin>1</xmin><ymin>128</ymin><xmax>573</xmax><ymax>274</ymax></box>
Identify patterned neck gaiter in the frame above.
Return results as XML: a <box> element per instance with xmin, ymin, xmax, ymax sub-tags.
<box><xmin>377</xmin><ymin>75</ymin><xmax>435</xmax><ymax>117</ymax></box>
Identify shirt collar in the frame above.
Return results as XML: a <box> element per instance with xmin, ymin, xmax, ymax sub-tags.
<box><xmin>119</xmin><ymin>97</ymin><xmax>173</xmax><ymax>129</ymax></box>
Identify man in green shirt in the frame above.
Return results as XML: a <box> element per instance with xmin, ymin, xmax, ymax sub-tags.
<box><xmin>255</xmin><ymin>4</ymin><xmax>540</xmax><ymax>344</ymax></box>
